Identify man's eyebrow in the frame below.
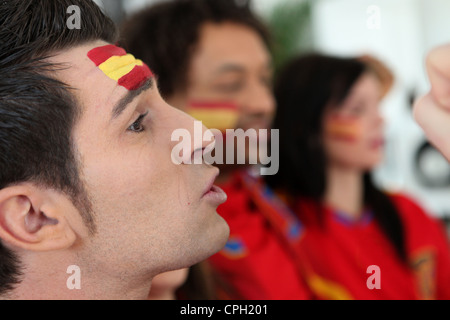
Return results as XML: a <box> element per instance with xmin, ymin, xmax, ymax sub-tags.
<box><xmin>214</xmin><ymin>64</ymin><xmax>246</xmax><ymax>75</ymax></box>
<box><xmin>111</xmin><ymin>78</ymin><xmax>153</xmax><ymax>119</ymax></box>
<box><xmin>214</xmin><ymin>62</ymin><xmax>273</xmax><ymax>75</ymax></box>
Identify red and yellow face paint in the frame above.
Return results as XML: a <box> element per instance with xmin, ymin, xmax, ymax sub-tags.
<box><xmin>324</xmin><ymin>114</ymin><xmax>361</xmax><ymax>143</ymax></box>
<box><xmin>87</xmin><ymin>44</ymin><xmax>153</xmax><ymax>91</ymax></box>
<box><xmin>186</xmin><ymin>101</ymin><xmax>239</xmax><ymax>132</ymax></box>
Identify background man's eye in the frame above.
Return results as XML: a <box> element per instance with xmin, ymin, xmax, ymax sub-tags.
<box><xmin>215</xmin><ymin>82</ymin><xmax>244</xmax><ymax>93</ymax></box>
<box><xmin>349</xmin><ymin>105</ymin><xmax>365</xmax><ymax>115</ymax></box>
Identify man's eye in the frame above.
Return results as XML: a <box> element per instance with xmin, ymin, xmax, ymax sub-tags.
<box><xmin>127</xmin><ymin>112</ymin><xmax>148</xmax><ymax>133</ymax></box>
<box><xmin>214</xmin><ymin>82</ymin><xmax>244</xmax><ymax>93</ymax></box>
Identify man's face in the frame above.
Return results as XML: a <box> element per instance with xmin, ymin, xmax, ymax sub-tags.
<box><xmin>51</xmin><ymin>41</ymin><xmax>229</xmax><ymax>279</ymax></box>
<box><xmin>170</xmin><ymin>22</ymin><xmax>275</xmax><ymax>138</ymax></box>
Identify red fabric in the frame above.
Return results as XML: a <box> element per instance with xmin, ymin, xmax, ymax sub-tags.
<box><xmin>393</xmin><ymin>194</ymin><xmax>450</xmax><ymax>300</ymax></box>
<box><xmin>209</xmin><ymin>169</ymin><xmax>450</xmax><ymax>300</ymax></box>
<box><xmin>295</xmin><ymin>194</ymin><xmax>450</xmax><ymax>300</ymax></box>
<box><xmin>208</xmin><ymin>170</ymin><xmax>311</xmax><ymax>300</ymax></box>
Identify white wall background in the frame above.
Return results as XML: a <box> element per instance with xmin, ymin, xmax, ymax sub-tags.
<box><xmin>118</xmin><ymin>0</ymin><xmax>281</xmax><ymax>15</ymax></box>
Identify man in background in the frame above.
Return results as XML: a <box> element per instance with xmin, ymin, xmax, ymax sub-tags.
<box><xmin>121</xmin><ymin>0</ymin><xmax>311</xmax><ymax>299</ymax></box>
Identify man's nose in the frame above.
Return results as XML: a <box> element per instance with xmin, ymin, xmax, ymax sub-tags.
<box><xmin>240</xmin><ymin>80</ymin><xmax>275</xmax><ymax>118</ymax></box>
<box><xmin>168</xmin><ymin>105</ymin><xmax>215</xmax><ymax>164</ymax></box>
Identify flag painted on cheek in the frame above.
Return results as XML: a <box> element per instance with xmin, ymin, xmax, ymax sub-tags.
<box><xmin>325</xmin><ymin>115</ymin><xmax>361</xmax><ymax>142</ymax></box>
<box><xmin>186</xmin><ymin>101</ymin><xmax>239</xmax><ymax>132</ymax></box>
<box><xmin>87</xmin><ymin>44</ymin><xmax>153</xmax><ymax>91</ymax></box>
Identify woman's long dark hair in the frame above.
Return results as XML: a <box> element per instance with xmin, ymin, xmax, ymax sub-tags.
<box><xmin>266</xmin><ymin>53</ymin><xmax>407</xmax><ymax>262</ymax></box>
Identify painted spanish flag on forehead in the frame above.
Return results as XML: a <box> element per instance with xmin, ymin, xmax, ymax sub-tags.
<box><xmin>187</xmin><ymin>101</ymin><xmax>239</xmax><ymax>132</ymax></box>
<box><xmin>87</xmin><ymin>44</ymin><xmax>153</xmax><ymax>91</ymax></box>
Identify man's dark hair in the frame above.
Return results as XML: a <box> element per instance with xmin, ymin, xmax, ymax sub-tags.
<box><xmin>0</xmin><ymin>0</ymin><xmax>118</xmax><ymax>296</ymax></box>
<box><xmin>120</xmin><ymin>0</ymin><xmax>271</xmax><ymax>100</ymax></box>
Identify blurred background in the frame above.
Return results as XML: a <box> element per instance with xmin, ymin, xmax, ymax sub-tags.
<box><xmin>94</xmin><ymin>0</ymin><xmax>450</xmax><ymax>233</ymax></box>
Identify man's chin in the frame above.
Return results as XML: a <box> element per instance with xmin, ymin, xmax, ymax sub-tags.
<box><xmin>202</xmin><ymin>216</ymin><xmax>230</xmax><ymax>259</ymax></box>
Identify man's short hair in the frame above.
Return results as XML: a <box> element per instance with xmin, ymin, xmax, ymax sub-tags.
<box><xmin>120</xmin><ymin>0</ymin><xmax>271</xmax><ymax>100</ymax></box>
<box><xmin>0</xmin><ymin>0</ymin><xmax>118</xmax><ymax>296</ymax></box>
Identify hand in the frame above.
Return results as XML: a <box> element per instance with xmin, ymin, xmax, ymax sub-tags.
<box><xmin>414</xmin><ymin>44</ymin><xmax>450</xmax><ymax>160</ymax></box>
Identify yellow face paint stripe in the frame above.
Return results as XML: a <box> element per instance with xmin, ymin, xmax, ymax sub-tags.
<box><xmin>188</xmin><ymin>110</ymin><xmax>239</xmax><ymax>130</ymax></box>
<box><xmin>87</xmin><ymin>44</ymin><xmax>153</xmax><ymax>91</ymax></box>
<box><xmin>98</xmin><ymin>54</ymin><xmax>145</xmax><ymax>82</ymax></box>
<box><xmin>325</xmin><ymin>116</ymin><xmax>361</xmax><ymax>142</ymax></box>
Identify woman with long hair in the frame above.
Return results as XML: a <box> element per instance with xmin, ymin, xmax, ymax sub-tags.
<box><xmin>266</xmin><ymin>53</ymin><xmax>450</xmax><ymax>299</ymax></box>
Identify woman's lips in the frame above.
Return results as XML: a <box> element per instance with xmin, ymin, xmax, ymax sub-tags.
<box><xmin>369</xmin><ymin>137</ymin><xmax>385</xmax><ymax>149</ymax></box>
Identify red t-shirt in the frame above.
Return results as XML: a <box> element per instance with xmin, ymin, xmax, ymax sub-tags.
<box><xmin>295</xmin><ymin>194</ymin><xmax>450</xmax><ymax>299</ymax></box>
<box><xmin>209</xmin><ymin>170</ymin><xmax>450</xmax><ymax>300</ymax></box>
<box><xmin>208</xmin><ymin>170</ymin><xmax>312</xmax><ymax>299</ymax></box>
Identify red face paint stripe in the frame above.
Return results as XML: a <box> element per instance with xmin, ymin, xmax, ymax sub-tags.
<box><xmin>117</xmin><ymin>64</ymin><xmax>153</xmax><ymax>91</ymax></box>
<box><xmin>188</xmin><ymin>101</ymin><xmax>238</xmax><ymax>110</ymax></box>
<box><xmin>87</xmin><ymin>44</ymin><xmax>127</xmax><ymax>66</ymax></box>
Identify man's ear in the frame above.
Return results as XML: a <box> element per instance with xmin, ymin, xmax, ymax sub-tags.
<box><xmin>0</xmin><ymin>183</ymin><xmax>78</xmax><ymax>252</ymax></box>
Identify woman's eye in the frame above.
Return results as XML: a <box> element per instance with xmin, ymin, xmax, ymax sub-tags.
<box><xmin>127</xmin><ymin>112</ymin><xmax>148</xmax><ymax>133</ymax></box>
<box><xmin>349</xmin><ymin>104</ymin><xmax>365</xmax><ymax>116</ymax></box>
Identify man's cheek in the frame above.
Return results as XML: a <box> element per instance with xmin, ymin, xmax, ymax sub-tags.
<box><xmin>414</xmin><ymin>93</ymin><xmax>450</xmax><ymax>161</ymax></box>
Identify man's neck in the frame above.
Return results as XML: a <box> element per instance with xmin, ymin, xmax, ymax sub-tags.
<box><xmin>6</xmin><ymin>253</ymin><xmax>153</xmax><ymax>300</ymax></box>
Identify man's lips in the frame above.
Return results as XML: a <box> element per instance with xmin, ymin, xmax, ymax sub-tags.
<box><xmin>201</xmin><ymin>170</ymin><xmax>227</xmax><ymax>205</ymax></box>
<box><xmin>202</xmin><ymin>170</ymin><xmax>220</xmax><ymax>197</ymax></box>
<box><xmin>203</xmin><ymin>185</ymin><xmax>225</xmax><ymax>196</ymax></box>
